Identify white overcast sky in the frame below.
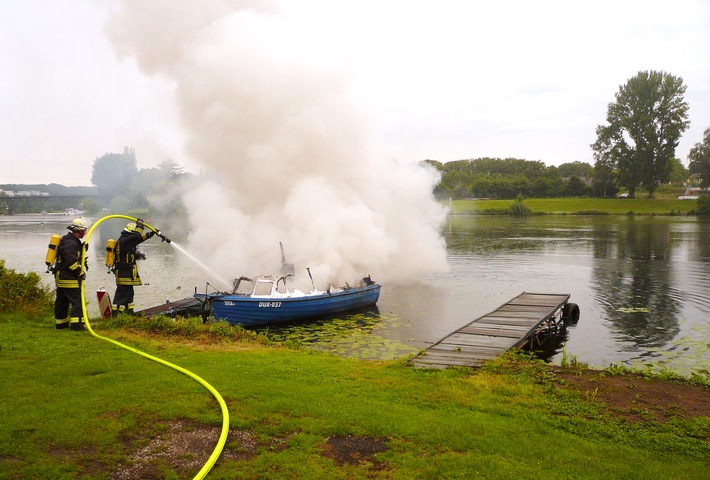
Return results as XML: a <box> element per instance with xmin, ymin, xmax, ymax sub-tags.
<box><xmin>1</xmin><ymin>0</ymin><xmax>709</xmax><ymax>186</ymax></box>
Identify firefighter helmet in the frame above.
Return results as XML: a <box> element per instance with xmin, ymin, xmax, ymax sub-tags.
<box><xmin>124</xmin><ymin>222</ymin><xmax>137</xmax><ymax>233</ymax></box>
<box><xmin>68</xmin><ymin>217</ymin><xmax>88</xmax><ymax>232</ymax></box>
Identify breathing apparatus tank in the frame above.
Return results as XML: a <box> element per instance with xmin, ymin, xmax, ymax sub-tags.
<box><xmin>45</xmin><ymin>234</ymin><xmax>61</xmax><ymax>272</ymax></box>
<box><xmin>105</xmin><ymin>238</ymin><xmax>116</xmax><ymax>272</ymax></box>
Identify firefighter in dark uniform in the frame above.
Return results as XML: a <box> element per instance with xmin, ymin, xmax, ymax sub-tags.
<box><xmin>54</xmin><ymin>217</ymin><xmax>89</xmax><ymax>330</ymax></box>
<box><xmin>113</xmin><ymin>219</ymin><xmax>155</xmax><ymax>315</ymax></box>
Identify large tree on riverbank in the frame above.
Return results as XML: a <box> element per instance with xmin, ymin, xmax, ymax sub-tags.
<box><xmin>591</xmin><ymin>70</ymin><xmax>690</xmax><ymax>198</ymax></box>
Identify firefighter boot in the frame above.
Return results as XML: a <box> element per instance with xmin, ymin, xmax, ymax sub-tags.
<box><xmin>69</xmin><ymin>317</ymin><xmax>86</xmax><ymax>331</ymax></box>
<box><xmin>55</xmin><ymin>319</ymin><xmax>69</xmax><ymax>330</ymax></box>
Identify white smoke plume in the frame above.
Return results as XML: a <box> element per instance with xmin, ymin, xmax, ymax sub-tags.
<box><xmin>105</xmin><ymin>0</ymin><xmax>448</xmax><ymax>288</ymax></box>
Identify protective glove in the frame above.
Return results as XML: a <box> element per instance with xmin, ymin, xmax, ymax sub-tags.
<box><xmin>146</xmin><ymin>230</ymin><xmax>155</xmax><ymax>239</ymax></box>
<box><xmin>78</xmin><ymin>272</ymin><xmax>86</xmax><ymax>280</ymax></box>
<box><xmin>136</xmin><ymin>219</ymin><xmax>145</xmax><ymax>230</ymax></box>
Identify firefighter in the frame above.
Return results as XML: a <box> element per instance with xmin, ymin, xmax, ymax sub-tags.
<box><xmin>54</xmin><ymin>217</ymin><xmax>89</xmax><ymax>330</ymax></box>
<box><xmin>112</xmin><ymin>219</ymin><xmax>155</xmax><ymax>315</ymax></box>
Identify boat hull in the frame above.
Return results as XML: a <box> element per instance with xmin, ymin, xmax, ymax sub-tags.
<box><xmin>201</xmin><ymin>283</ymin><xmax>381</xmax><ymax>326</ymax></box>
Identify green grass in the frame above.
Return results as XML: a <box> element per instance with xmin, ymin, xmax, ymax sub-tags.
<box><xmin>450</xmin><ymin>197</ymin><xmax>698</xmax><ymax>215</ymax></box>
<box><xmin>1</xmin><ymin>312</ymin><xmax>708</xmax><ymax>479</ymax></box>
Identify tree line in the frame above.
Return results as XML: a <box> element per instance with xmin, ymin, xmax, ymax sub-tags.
<box><xmin>426</xmin><ymin>158</ymin><xmax>596</xmax><ymax>199</ymax></box>
<box><xmin>429</xmin><ymin>70</ymin><xmax>710</xmax><ymax>200</ymax></box>
<box><xmin>88</xmin><ymin>146</ymin><xmax>190</xmax><ymax>216</ymax></box>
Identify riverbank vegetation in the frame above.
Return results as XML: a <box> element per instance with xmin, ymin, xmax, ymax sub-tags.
<box><xmin>0</xmin><ymin>260</ymin><xmax>53</xmax><ymax>315</ymax></box>
<box><xmin>428</xmin><ymin>156</ymin><xmax>697</xmax><ymax>201</ymax></box>
<box><xmin>1</xmin><ymin>268</ymin><xmax>708</xmax><ymax>479</ymax></box>
<box><xmin>449</xmin><ymin>196</ymin><xmax>704</xmax><ymax>216</ymax></box>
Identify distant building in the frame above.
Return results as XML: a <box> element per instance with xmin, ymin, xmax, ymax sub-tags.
<box><xmin>9</xmin><ymin>190</ymin><xmax>48</xmax><ymax>197</ymax></box>
<box><xmin>678</xmin><ymin>187</ymin><xmax>709</xmax><ymax>200</ymax></box>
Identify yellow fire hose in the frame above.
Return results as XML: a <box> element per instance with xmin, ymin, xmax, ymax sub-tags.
<box><xmin>79</xmin><ymin>214</ymin><xmax>228</xmax><ymax>479</ymax></box>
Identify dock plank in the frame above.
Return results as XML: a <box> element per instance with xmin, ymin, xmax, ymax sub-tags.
<box><xmin>458</xmin><ymin>327</ymin><xmax>523</xmax><ymax>338</ymax></box>
<box><xmin>440</xmin><ymin>333</ymin><xmax>516</xmax><ymax>348</ymax></box>
<box><xmin>465</xmin><ymin>322</ymin><xmax>533</xmax><ymax>331</ymax></box>
<box><xmin>410</xmin><ymin>292</ymin><xmax>570</xmax><ymax>369</ymax></box>
<box><xmin>428</xmin><ymin>346</ymin><xmax>502</xmax><ymax>357</ymax></box>
<box><xmin>425</xmin><ymin>349</ymin><xmax>499</xmax><ymax>359</ymax></box>
<box><xmin>471</xmin><ymin>317</ymin><xmax>541</xmax><ymax>326</ymax></box>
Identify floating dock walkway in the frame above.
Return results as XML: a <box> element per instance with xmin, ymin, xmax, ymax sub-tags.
<box><xmin>137</xmin><ymin>297</ymin><xmax>205</xmax><ymax>318</ymax></box>
<box><xmin>410</xmin><ymin>292</ymin><xmax>576</xmax><ymax>369</ymax></box>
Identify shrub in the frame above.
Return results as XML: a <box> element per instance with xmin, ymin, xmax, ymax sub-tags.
<box><xmin>508</xmin><ymin>195</ymin><xmax>533</xmax><ymax>216</ymax></box>
<box><xmin>106</xmin><ymin>314</ymin><xmax>201</xmax><ymax>336</ymax></box>
<box><xmin>696</xmin><ymin>195</ymin><xmax>710</xmax><ymax>215</ymax></box>
<box><xmin>0</xmin><ymin>259</ymin><xmax>54</xmax><ymax>315</ymax></box>
<box><xmin>103</xmin><ymin>313</ymin><xmax>268</xmax><ymax>344</ymax></box>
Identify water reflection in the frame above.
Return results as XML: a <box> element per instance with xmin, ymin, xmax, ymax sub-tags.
<box><xmin>591</xmin><ymin>218</ymin><xmax>681</xmax><ymax>349</ymax></box>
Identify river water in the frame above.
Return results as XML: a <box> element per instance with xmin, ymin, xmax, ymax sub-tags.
<box><xmin>2</xmin><ymin>214</ymin><xmax>709</xmax><ymax>377</ymax></box>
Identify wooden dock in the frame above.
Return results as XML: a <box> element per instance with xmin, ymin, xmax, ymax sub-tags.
<box><xmin>137</xmin><ymin>297</ymin><xmax>205</xmax><ymax>319</ymax></box>
<box><xmin>410</xmin><ymin>292</ymin><xmax>571</xmax><ymax>369</ymax></box>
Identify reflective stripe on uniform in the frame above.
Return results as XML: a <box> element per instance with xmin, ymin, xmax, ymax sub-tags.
<box><xmin>115</xmin><ymin>265</ymin><xmax>142</xmax><ymax>286</ymax></box>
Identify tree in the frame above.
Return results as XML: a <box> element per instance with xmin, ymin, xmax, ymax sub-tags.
<box><xmin>557</xmin><ymin>161</ymin><xmax>593</xmax><ymax>179</ymax></box>
<box><xmin>688</xmin><ymin>127</ymin><xmax>710</xmax><ymax>188</ymax></box>
<box><xmin>696</xmin><ymin>194</ymin><xmax>710</xmax><ymax>215</ymax></box>
<box><xmin>157</xmin><ymin>159</ymin><xmax>185</xmax><ymax>179</ymax></box>
<box><xmin>591</xmin><ymin>152</ymin><xmax>618</xmax><ymax>198</ymax></box>
<box><xmin>437</xmin><ymin>170</ymin><xmax>470</xmax><ymax>199</ymax></box>
<box><xmin>591</xmin><ymin>71</ymin><xmax>690</xmax><ymax>198</ymax></box>
<box><xmin>81</xmin><ymin>196</ymin><xmax>100</xmax><ymax>215</ymax></box>
<box><xmin>564</xmin><ymin>175</ymin><xmax>589</xmax><ymax>197</ymax></box>
<box><xmin>668</xmin><ymin>158</ymin><xmax>688</xmax><ymax>185</ymax></box>
<box><xmin>91</xmin><ymin>147</ymin><xmax>138</xmax><ymax>204</ymax></box>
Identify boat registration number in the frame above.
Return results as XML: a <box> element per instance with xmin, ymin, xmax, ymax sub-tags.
<box><xmin>258</xmin><ymin>302</ymin><xmax>282</xmax><ymax>308</ymax></box>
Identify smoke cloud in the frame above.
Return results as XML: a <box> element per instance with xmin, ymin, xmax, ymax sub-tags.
<box><xmin>105</xmin><ymin>0</ymin><xmax>448</xmax><ymax>288</ymax></box>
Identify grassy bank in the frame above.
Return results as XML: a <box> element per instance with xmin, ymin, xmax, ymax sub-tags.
<box><xmin>450</xmin><ymin>197</ymin><xmax>699</xmax><ymax>215</ymax></box>
<box><xmin>1</xmin><ymin>313</ymin><xmax>708</xmax><ymax>479</ymax></box>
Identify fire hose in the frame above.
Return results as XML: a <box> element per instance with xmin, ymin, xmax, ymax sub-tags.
<box><xmin>79</xmin><ymin>214</ymin><xmax>228</xmax><ymax>479</ymax></box>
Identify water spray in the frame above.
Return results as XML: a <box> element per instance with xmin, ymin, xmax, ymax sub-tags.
<box><xmin>169</xmin><ymin>241</ymin><xmax>232</xmax><ymax>291</ymax></box>
<box><xmin>144</xmin><ymin>222</ymin><xmax>230</xmax><ymax>290</ymax></box>
<box><xmin>145</xmin><ymin>223</ymin><xmax>231</xmax><ymax>290</ymax></box>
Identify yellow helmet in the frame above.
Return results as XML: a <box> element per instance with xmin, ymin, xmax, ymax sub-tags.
<box><xmin>68</xmin><ymin>217</ymin><xmax>88</xmax><ymax>232</ymax></box>
<box><xmin>124</xmin><ymin>222</ymin><xmax>137</xmax><ymax>233</ymax></box>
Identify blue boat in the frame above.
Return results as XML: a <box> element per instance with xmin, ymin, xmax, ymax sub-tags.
<box><xmin>196</xmin><ymin>274</ymin><xmax>381</xmax><ymax>326</ymax></box>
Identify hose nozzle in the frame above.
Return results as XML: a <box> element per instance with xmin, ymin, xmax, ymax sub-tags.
<box><xmin>156</xmin><ymin>231</ymin><xmax>171</xmax><ymax>243</ymax></box>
